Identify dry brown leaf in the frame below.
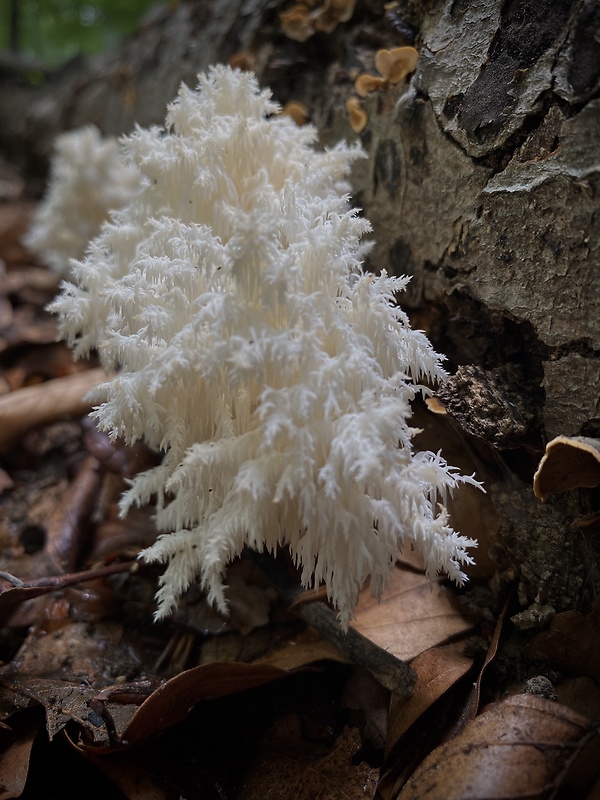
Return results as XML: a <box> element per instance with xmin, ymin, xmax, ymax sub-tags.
<box><xmin>114</xmin><ymin>661</ymin><xmax>291</xmax><ymax>750</ymax></box>
<box><xmin>386</xmin><ymin>643</ymin><xmax>473</xmax><ymax>755</ymax></box>
<box><xmin>525</xmin><ymin>595</ymin><xmax>600</xmax><ymax>681</ymax></box>
<box><xmin>352</xmin><ymin>566</ymin><xmax>476</xmax><ymax>663</ymax></box>
<box><xmin>7</xmin><ymin>619</ymin><xmax>148</xmax><ymax>691</ymax></box>
<box><xmin>0</xmin><ymin>368</ymin><xmax>105</xmax><ymax>452</ymax></box>
<box><xmin>254</xmin><ymin>626</ymin><xmax>351</xmax><ymax>670</ymax></box>
<box><xmin>46</xmin><ymin>454</ymin><xmax>103</xmax><ymax>573</ymax></box>
<box><xmin>556</xmin><ymin>677</ymin><xmax>600</xmax><ymax>721</ymax></box>
<box><xmin>451</xmin><ymin>588</ymin><xmax>513</xmax><ymax>734</ymax></box>
<box><xmin>397</xmin><ymin>694</ymin><xmax>599</xmax><ymax>799</ymax></box>
<box><xmin>0</xmin><ymin>714</ymin><xmax>40</xmax><ymax>799</ymax></box>
<box><xmin>0</xmin><ymin>673</ymin><xmax>137</xmax><ymax>743</ymax></box>
<box><xmin>377</xmin><ymin>643</ymin><xmax>473</xmax><ymax>800</ymax></box>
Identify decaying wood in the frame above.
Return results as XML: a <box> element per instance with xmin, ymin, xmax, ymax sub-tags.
<box><xmin>0</xmin><ymin>367</ymin><xmax>105</xmax><ymax>451</ymax></box>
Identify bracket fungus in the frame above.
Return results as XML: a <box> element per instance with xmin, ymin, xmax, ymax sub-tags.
<box><xmin>279</xmin><ymin>101</ymin><xmax>310</xmax><ymax>126</ymax></box>
<box><xmin>280</xmin><ymin>0</ymin><xmax>356</xmax><ymax>41</ymax></box>
<box><xmin>533</xmin><ymin>436</ymin><xmax>600</xmax><ymax>501</ymax></box>
<box><xmin>354</xmin><ymin>46</ymin><xmax>419</xmax><ymax>97</ymax></box>
<box><xmin>345</xmin><ymin>97</ymin><xmax>368</xmax><ymax>133</ymax></box>
<box><xmin>50</xmin><ymin>65</ymin><xmax>479</xmax><ymax>630</ymax></box>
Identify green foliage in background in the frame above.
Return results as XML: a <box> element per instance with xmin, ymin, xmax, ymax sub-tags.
<box><xmin>1</xmin><ymin>0</ymin><xmax>161</xmax><ymax>65</ymax></box>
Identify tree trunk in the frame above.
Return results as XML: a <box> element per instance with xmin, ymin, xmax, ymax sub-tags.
<box><xmin>1</xmin><ymin>0</ymin><xmax>599</xmax><ymax>636</ymax></box>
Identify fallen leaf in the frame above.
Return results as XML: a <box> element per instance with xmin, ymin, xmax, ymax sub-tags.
<box><xmin>0</xmin><ymin>713</ymin><xmax>40</xmax><ymax>799</ymax></box>
<box><xmin>385</xmin><ymin>643</ymin><xmax>473</xmax><ymax>754</ymax></box>
<box><xmin>451</xmin><ymin>587</ymin><xmax>514</xmax><ymax>732</ymax></box>
<box><xmin>107</xmin><ymin>661</ymin><xmax>292</xmax><ymax>750</ymax></box>
<box><xmin>254</xmin><ymin>626</ymin><xmax>351</xmax><ymax>670</ymax></box>
<box><xmin>0</xmin><ymin>674</ymin><xmax>136</xmax><ymax>743</ymax></box>
<box><xmin>251</xmin><ymin>552</ymin><xmax>415</xmax><ymax>694</ymax></box>
<box><xmin>378</xmin><ymin>643</ymin><xmax>473</xmax><ymax>800</ymax></box>
<box><xmin>526</xmin><ymin>595</ymin><xmax>600</xmax><ymax>681</ymax></box>
<box><xmin>397</xmin><ymin>694</ymin><xmax>600</xmax><ymax>799</ymax></box>
<box><xmin>46</xmin><ymin>455</ymin><xmax>103</xmax><ymax>573</ymax></box>
<box><xmin>3</xmin><ymin>617</ymin><xmax>150</xmax><ymax>690</ymax></box>
<box><xmin>352</xmin><ymin>567</ymin><xmax>476</xmax><ymax>663</ymax></box>
<box><xmin>556</xmin><ymin>677</ymin><xmax>600</xmax><ymax>721</ymax></box>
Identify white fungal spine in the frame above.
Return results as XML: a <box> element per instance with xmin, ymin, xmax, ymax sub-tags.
<box><xmin>25</xmin><ymin>125</ymin><xmax>141</xmax><ymax>276</ymax></box>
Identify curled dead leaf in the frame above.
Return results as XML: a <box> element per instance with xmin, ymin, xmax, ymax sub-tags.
<box><xmin>398</xmin><ymin>694</ymin><xmax>600</xmax><ymax>799</ymax></box>
<box><xmin>0</xmin><ymin>715</ymin><xmax>39</xmax><ymax>799</ymax></box>
<box><xmin>46</xmin><ymin>454</ymin><xmax>103</xmax><ymax>573</ymax></box>
<box><xmin>114</xmin><ymin>662</ymin><xmax>291</xmax><ymax>750</ymax></box>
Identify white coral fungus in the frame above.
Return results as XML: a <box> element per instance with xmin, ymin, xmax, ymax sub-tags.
<box><xmin>50</xmin><ymin>65</ymin><xmax>479</xmax><ymax>629</ymax></box>
<box><xmin>25</xmin><ymin>125</ymin><xmax>141</xmax><ymax>276</ymax></box>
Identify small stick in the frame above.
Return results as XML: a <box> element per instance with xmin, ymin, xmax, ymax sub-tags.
<box><xmin>251</xmin><ymin>551</ymin><xmax>415</xmax><ymax>695</ymax></box>
<box><xmin>0</xmin><ymin>368</ymin><xmax>106</xmax><ymax>452</ymax></box>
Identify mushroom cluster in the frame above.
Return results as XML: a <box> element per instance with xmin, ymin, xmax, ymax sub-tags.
<box><xmin>280</xmin><ymin>0</ymin><xmax>356</xmax><ymax>42</ymax></box>
<box><xmin>25</xmin><ymin>126</ymin><xmax>141</xmax><ymax>277</ymax></box>
<box><xmin>51</xmin><ymin>66</ymin><xmax>479</xmax><ymax>629</ymax></box>
<box><xmin>346</xmin><ymin>47</ymin><xmax>419</xmax><ymax>134</ymax></box>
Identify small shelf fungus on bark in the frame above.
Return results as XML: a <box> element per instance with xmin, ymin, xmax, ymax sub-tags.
<box><xmin>354</xmin><ymin>47</ymin><xmax>419</xmax><ymax>96</ymax></box>
<box><xmin>533</xmin><ymin>436</ymin><xmax>600</xmax><ymax>501</ymax></box>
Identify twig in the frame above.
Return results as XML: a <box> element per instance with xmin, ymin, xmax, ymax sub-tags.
<box><xmin>0</xmin><ymin>368</ymin><xmax>106</xmax><ymax>452</ymax></box>
<box><xmin>251</xmin><ymin>551</ymin><xmax>415</xmax><ymax>695</ymax></box>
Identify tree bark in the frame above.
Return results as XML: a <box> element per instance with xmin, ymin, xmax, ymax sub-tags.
<box><xmin>1</xmin><ymin>0</ymin><xmax>599</xmax><ymax>631</ymax></box>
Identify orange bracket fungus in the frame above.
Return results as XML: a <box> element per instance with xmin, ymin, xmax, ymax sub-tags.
<box><xmin>345</xmin><ymin>97</ymin><xmax>368</xmax><ymax>133</ymax></box>
<box><xmin>280</xmin><ymin>0</ymin><xmax>356</xmax><ymax>42</ymax></box>
<box><xmin>354</xmin><ymin>46</ymin><xmax>419</xmax><ymax>96</ymax></box>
